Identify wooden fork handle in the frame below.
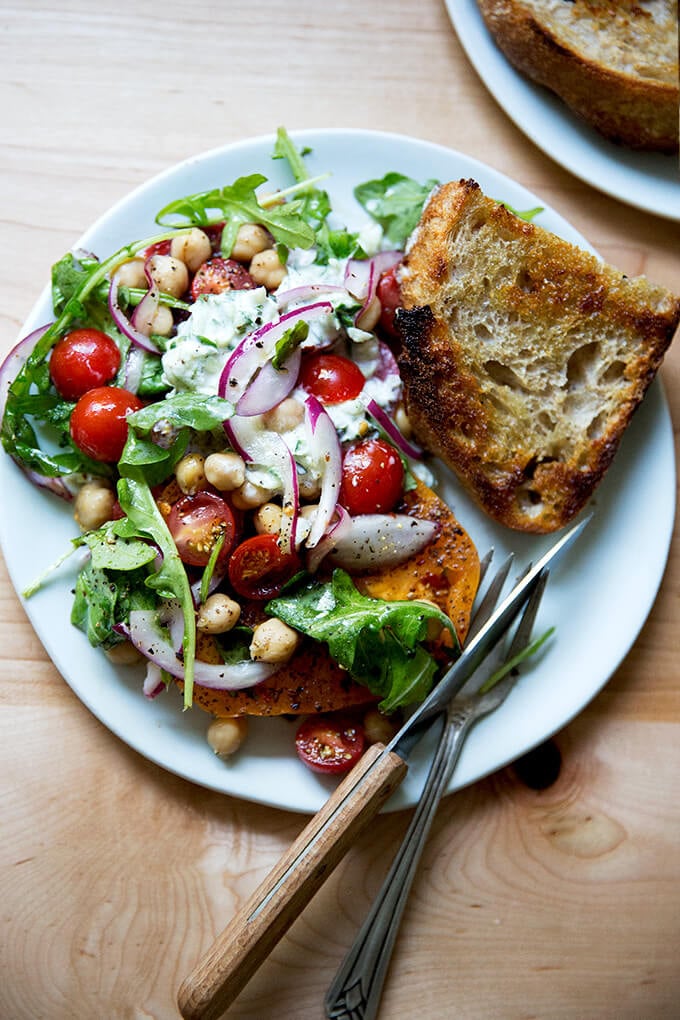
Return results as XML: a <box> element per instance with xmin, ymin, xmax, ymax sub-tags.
<box><xmin>177</xmin><ymin>742</ymin><xmax>408</xmax><ymax>1020</ymax></box>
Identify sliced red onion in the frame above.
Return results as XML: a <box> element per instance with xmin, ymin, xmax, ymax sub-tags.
<box><xmin>121</xmin><ymin>611</ymin><xmax>276</xmax><ymax>690</ymax></box>
<box><xmin>190</xmin><ymin>569</ymin><xmax>226</xmax><ymax>607</ymax></box>
<box><xmin>225</xmin><ymin>416</ymin><xmax>300</xmax><ymax>553</ymax></box>
<box><xmin>0</xmin><ymin>324</ymin><xmax>51</xmax><ymax>420</ymax></box>
<box><xmin>303</xmin><ymin>395</ymin><xmax>342</xmax><ymax>549</ymax></box>
<box><xmin>0</xmin><ymin>323</ymin><xmax>74</xmax><ymax>500</ymax></box>
<box><xmin>306</xmin><ymin>505</ymin><xmax>351</xmax><ymax>573</ymax></box>
<box><xmin>123</xmin><ymin>345</ymin><xmax>146</xmax><ymax>394</ymax></box>
<box><xmin>218</xmin><ymin>301</ymin><xmax>333</xmax><ymax>404</ymax></box>
<box><xmin>365</xmin><ymin>397</ymin><xmax>423</xmax><ymax>460</ymax></box>
<box><xmin>109</xmin><ymin>269</ymin><xmax>162</xmax><ymax>354</ymax></box>
<box><xmin>235</xmin><ymin>347</ymin><xmax>302</xmax><ymax>417</ymax></box>
<box><xmin>131</xmin><ymin>257</ymin><xmax>162</xmax><ymax>337</ymax></box>
<box><xmin>345</xmin><ymin>251</ymin><xmax>402</xmax><ymax>325</ymax></box>
<box><xmin>325</xmin><ymin>513</ymin><xmax>438</xmax><ymax>571</ymax></box>
<box><xmin>276</xmin><ymin>284</ymin><xmax>343</xmax><ymax>310</ymax></box>
<box><xmin>374</xmin><ymin>339</ymin><xmax>400</xmax><ymax>381</ymax></box>
<box><xmin>143</xmin><ymin>661</ymin><xmax>165</xmax><ymax>699</ymax></box>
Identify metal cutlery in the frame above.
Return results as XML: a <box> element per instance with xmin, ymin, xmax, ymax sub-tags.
<box><xmin>177</xmin><ymin>516</ymin><xmax>590</xmax><ymax>1020</ymax></box>
<box><xmin>325</xmin><ymin>569</ymin><xmax>548</xmax><ymax>1020</ymax></box>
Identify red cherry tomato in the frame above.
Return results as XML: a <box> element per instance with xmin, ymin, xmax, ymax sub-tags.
<box><xmin>203</xmin><ymin>222</ymin><xmax>225</xmax><ymax>252</ymax></box>
<box><xmin>339</xmin><ymin>438</ymin><xmax>404</xmax><ymax>515</ymax></box>
<box><xmin>166</xmin><ymin>492</ymin><xmax>237</xmax><ymax>568</ymax></box>
<box><xmin>299</xmin><ymin>353</ymin><xmax>365</xmax><ymax>405</ymax></box>
<box><xmin>49</xmin><ymin>328</ymin><xmax>121</xmax><ymax>400</ymax></box>
<box><xmin>295</xmin><ymin>712</ymin><xmax>366</xmax><ymax>774</ymax></box>
<box><xmin>69</xmin><ymin>386</ymin><xmax>144</xmax><ymax>462</ymax></box>
<box><xmin>228</xmin><ymin>534</ymin><xmax>300</xmax><ymax>600</ymax></box>
<box><xmin>144</xmin><ymin>239</ymin><xmax>171</xmax><ymax>257</ymax></box>
<box><xmin>191</xmin><ymin>257</ymin><xmax>256</xmax><ymax>299</ymax></box>
<box><xmin>376</xmin><ymin>265</ymin><xmax>403</xmax><ymax>338</ymax></box>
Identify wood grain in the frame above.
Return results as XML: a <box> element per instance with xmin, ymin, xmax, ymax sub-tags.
<box><xmin>1</xmin><ymin>2</ymin><xmax>679</xmax><ymax>1019</ymax></box>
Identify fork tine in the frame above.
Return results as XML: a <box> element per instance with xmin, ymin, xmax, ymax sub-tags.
<box><xmin>475</xmin><ymin>568</ymin><xmax>549</xmax><ymax>701</ymax></box>
<box><xmin>467</xmin><ymin>552</ymin><xmax>514</xmax><ymax>641</ymax></box>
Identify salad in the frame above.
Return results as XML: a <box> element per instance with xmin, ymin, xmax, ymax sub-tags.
<box><xmin>0</xmin><ymin>128</ymin><xmax>481</xmax><ymax>776</ymax></box>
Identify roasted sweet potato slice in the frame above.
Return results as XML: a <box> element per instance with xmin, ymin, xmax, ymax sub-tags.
<box><xmin>182</xmin><ymin>479</ymin><xmax>479</xmax><ymax>717</ymax></box>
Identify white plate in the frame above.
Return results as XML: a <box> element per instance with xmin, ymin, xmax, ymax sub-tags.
<box><xmin>0</xmin><ymin>129</ymin><xmax>674</xmax><ymax>813</ymax></box>
<box><xmin>446</xmin><ymin>0</ymin><xmax>680</xmax><ymax>221</ymax></box>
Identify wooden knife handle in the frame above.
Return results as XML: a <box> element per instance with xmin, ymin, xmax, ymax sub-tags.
<box><xmin>177</xmin><ymin>742</ymin><xmax>408</xmax><ymax>1020</ymax></box>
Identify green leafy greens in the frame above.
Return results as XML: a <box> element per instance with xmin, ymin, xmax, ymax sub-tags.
<box><xmin>354</xmin><ymin>172</ymin><xmax>439</xmax><ymax>248</ymax></box>
<box><xmin>268</xmin><ymin>569</ymin><xmax>458</xmax><ymax>713</ymax></box>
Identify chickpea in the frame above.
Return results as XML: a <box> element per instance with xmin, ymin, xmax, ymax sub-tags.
<box><xmin>250</xmin><ymin>618</ymin><xmax>301</xmax><ymax>664</ymax></box>
<box><xmin>231</xmin><ymin>479</ymin><xmax>275</xmax><ymax>510</ymax></box>
<box><xmin>170</xmin><ymin>227</ymin><xmax>212</xmax><ymax>273</ymax></box>
<box><xmin>197</xmin><ymin>594</ymin><xmax>241</xmax><ymax>634</ymax></box>
<box><xmin>204</xmin><ymin>451</ymin><xmax>246</xmax><ymax>492</ymax></box>
<box><xmin>146</xmin><ymin>254</ymin><xmax>189</xmax><ymax>298</ymax></box>
<box><xmin>207</xmin><ymin>716</ymin><xmax>248</xmax><ymax>758</ymax></box>
<box><xmin>175</xmin><ymin>452</ymin><xmax>207</xmax><ymax>495</ymax></box>
<box><xmin>74</xmin><ymin>481</ymin><xmax>116</xmax><ymax>531</ymax></box>
<box><xmin>394</xmin><ymin>403</ymin><xmax>413</xmax><ymax>438</ymax></box>
<box><xmin>138</xmin><ymin>302</ymin><xmax>174</xmax><ymax>338</ymax></box>
<box><xmin>115</xmin><ymin>258</ymin><xmax>147</xmax><ymax>289</ymax></box>
<box><xmin>356</xmin><ymin>295</ymin><xmax>382</xmax><ymax>332</ymax></box>
<box><xmin>253</xmin><ymin>502</ymin><xmax>283</xmax><ymax>535</ymax></box>
<box><xmin>262</xmin><ymin>397</ymin><xmax>305</xmax><ymax>433</ymax></box>
<box><xmin>249</xmin><ymin>249</ymin><xmax>286</xmax><ymax>291</ymax></box>
<box><xmin>363</xmin><ymin>709</ymin><xmax>397</xmax><ymax>746</ymax></box>
<box><xmin>231</xmin><ymin>223</ymin><xmax>272</xmax><ymax>262</ymax></box>
<box><xmin>297</xmin><ymin>471</ymin><xmax>321</xmax><ymax>500</ymax></box>
<box><xmin>105</xmin><ymin>641</ymin><xmax>144</xmax><ymax>666</ymax></box>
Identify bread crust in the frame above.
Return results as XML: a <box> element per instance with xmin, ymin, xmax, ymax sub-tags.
<box><xmin>477</xmin><ymin>0</ymin><xmax>679</xmax><ymax>152</ymax></box>
<box><xmin>398</xmin><ymin>179</ymin><xmax>680</xmax><ymax>533</ymax></box>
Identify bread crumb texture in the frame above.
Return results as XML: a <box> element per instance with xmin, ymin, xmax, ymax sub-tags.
<box><xmin>398</xmin><ymin>180</ymin><xmax>680</xmax><ymax>532</ymax></box>
<box><xmin>477</xmin><ymin>0</ymin><xmax>679</xmax><ymax>151</ymax></box>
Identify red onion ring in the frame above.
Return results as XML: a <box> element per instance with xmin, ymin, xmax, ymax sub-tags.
<box><xmin>118</xmin><ymin>611</ymin><xmax>276</xmax><ymax>690</ymax></box>
<box><xmin>365</xmin><ymin>397</ymin><xmax>423</xmax><ymax>460</ymax></box>
<box><xmin>345</xmin><ymin>251</ymin><xmax>402</xmax><ymax>326</ymax></box>
<box><xmin>276</xmin><ymin>284</ymin><xmax>343</xmax><ymax>310</ymax></box>
<box><xmin>109</xmin><ymin>269</ymin><xmax>162</xmax><ymax>354</ymax></box>
<box><xmin>218</xmin><ymin>301</ymin><xmax>333</xmax><ymax>403</ymax></box>
<box><xmin>305</xmin><ymin>505</ymin><xmax>351</xmax><ymax>573</ymax></box>
<box><xmin>235</xmin><ymin>347</ymin><xmax>302</xmax><ymax>417</ymax></box>
<box><xmin>303</xmin><ymin>395</ymin><xmax>342</xmax><ymax>549</ymax></box>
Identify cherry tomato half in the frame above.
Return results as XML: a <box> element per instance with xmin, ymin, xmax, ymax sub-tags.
<box><xmin>339</xmin><ymin>437</ymin><xmax>404</xmax><ymax>516</ymax></box>
<box><xmin>376</xmin><ymin>265</ymin><xmax>403</xmax><ymax>338</ymax></box>
<box><xmin>191</xmin><ymin>257</ymin><xmax>256</xmax><ymax>299</ymax></box>
<box><xmin>166</xmin><ymin>491</ymin><xmax>237</xmax><ymax>568</ymax></box>
<box><xmin>299</xmin><ymin>353</ymin><xmax>365</xmax><ymax>405</ymax></box>
<box><xmin>228</xmin><ymin>534</ymin><xmax>300</xmax><ymax>600</ymax></box>
<box><xmin>295</xmin><ymin>712</ymin><xmax>366</xmax><ymax>774</ymax></box>
<box><xmin>49</xmin><ymin>328</ymin><xmax>121</xmax><ymax>401</ymax></box>
<box><xmin>144</xmin><ymin>239</ymin><xmax>171</xmax><ymax>258</ymax></box>
<box><xmin>69</xmin><ymin>386</ymin><xmax>144</xmax><ymax>462</ymax></box>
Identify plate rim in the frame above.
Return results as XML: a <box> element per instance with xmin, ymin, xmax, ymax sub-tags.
<box><xmin>445</xmin><ymin>0</ymin><xmax>680</xmax><ymax>222</ymax></box>
<box><xmin>0</xmin><ymin>127</ymin><xmax>675</xmax><ymax>813</ymax></box>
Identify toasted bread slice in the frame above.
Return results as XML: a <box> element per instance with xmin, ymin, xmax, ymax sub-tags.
<box><xmin>476</xmin><ymin>0</ymin><xmax>679</xmax><ymax>152</ymax></box>
<box><xmin>397</xmin><ymin>179</ymin><xmax>680</xmax><ymax>534</ymax></box>
<box><xmin>180</xmin><ymin>479</ymin><xmax>480</xmax><ymax>717</ymax></box>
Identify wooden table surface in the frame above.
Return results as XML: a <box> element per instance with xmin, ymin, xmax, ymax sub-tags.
<box><xmin>1</xmin><ymin>2</ymin><xmax>679</xmax><ymax>1018</ymax></box>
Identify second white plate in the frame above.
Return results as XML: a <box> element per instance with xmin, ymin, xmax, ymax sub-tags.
<box><xmin>446</xmin><ymin>0</ymin><xmax>680</xmax><ymax>221</ymax></box>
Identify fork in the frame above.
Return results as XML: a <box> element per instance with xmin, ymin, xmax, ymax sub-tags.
<box><xmin>325</xmin><ymin>568</ymin><xmax>549</xmax><ymax>1020</ymax></box>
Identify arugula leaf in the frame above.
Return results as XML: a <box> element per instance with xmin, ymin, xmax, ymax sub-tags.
<box><xmin>154</xmin><ymin>173</ymin><xmax>316</xmax><ymax>257</ymax></box>
<box><xmin>272</xmin><ymin>319</ymin><xmax>309</xmax><ymax>369</ymax></box>
<box><xmin>1</xmin><ymin>232</ymin><xmax>183</xmax><ymax>478</ymax></box>
<box><xmin>116</xmin><ymin>392</ymin><xmax>235</xmax><ymax>485</ymax></box>
<box><xmin>114</xmin><ymin>472</ymin><xmax>197</xmax><ymax>707</ymax></box>
<box><xmin>268</xmin><ymin>569</ymin><xmax>457</xmax><ymax>712</ymax></box>
<box><xmin>71</xmin><ymin>560</ymin><xmax>157</xmax><ymax>649</ymax></box>
<box><xmin>499</xmin><ymin>202</ymin><xmax>544</xmax><ymax>223</ymax></box>
<box><xmin>354</xmin><ymin>172</ymin><xmax>438</xmax><ymax>247</ymax></box>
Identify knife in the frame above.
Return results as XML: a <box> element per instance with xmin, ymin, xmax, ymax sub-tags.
<box><xmin>177</xmin><ymin>514</ymin><xmax>591</xmax><ymax>1020</ymax></box>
